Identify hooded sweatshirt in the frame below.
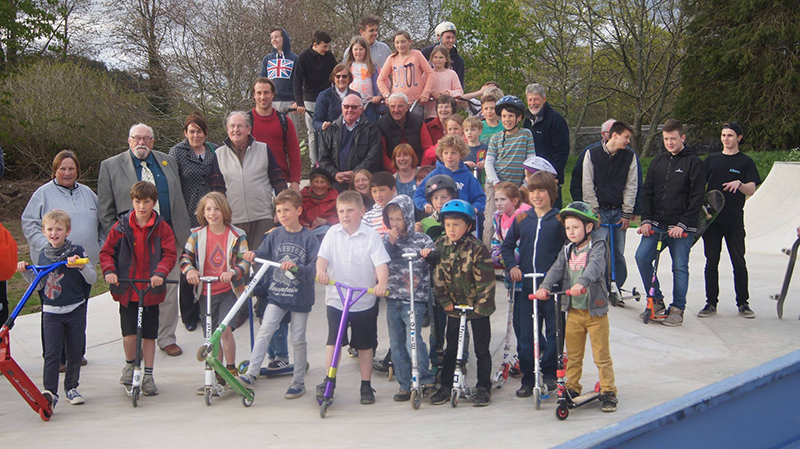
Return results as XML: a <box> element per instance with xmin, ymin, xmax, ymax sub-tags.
<box><xmin>414</xmin><ymin>161</ymin><xmax>486</xmax><ymax>213</ymax></box>
<box><xmin>382</xmin><ymin>195</ymin><xmax>435</xmax><ymax>303</ymax></box>
<box><xmin>500</xmin><ymin>207</ymin><xmax>567</xmax><ymax>293</ymax></box>
<box><xmin>293</xmin><ymin>45</ymin><xmax>338</xmax><ymax>104</ymax></box>
<box><xmin>641</xmin><ymin>145</ymin><xmax>705</xmax><ymax>232</ymax></box>
<box><xmin>260</xmin><ymin>28</ymin><xmax>299</xmax><ymax>102</ymax></box>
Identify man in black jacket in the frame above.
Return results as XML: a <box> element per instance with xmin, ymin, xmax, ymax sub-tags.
<box><xmin>318</xmin><ymin>94</ymin><xmax>383</xmax><ymax>191</ymax></box>
<box><xmin>635</xmin><ymin>119</ymin><xmax>705</xmax><ymax>327</ymax></box>
<box><xmin>421</xmin><ymin>21</ymin><xmax>465</xmax><ymax>89</ymax></box>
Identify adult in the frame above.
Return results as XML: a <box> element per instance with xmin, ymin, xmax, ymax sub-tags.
<box><xmin>425</xmin><ymin>94</ymin><xmax>458</xmax><ymax>145</ymax></box>
<box><xmin>698</xmin><ymin>122</ymin><xmax>760</xmax><ymax>319</ymax></box>
<box><xmin>313</xmin><ymin>64</ymin><xmax>359</xmax><ymax>135</ymax></box>
<box><xmin>318</xmin><ymin>94</ymin><xmax>383</xmax><ymax>191</ymax></box>
<box><xmin>342</xmin><ymin>14</ymin><xmax>392</xmax><ymax>69</ymax></box>
<box><xmin>251</xmin><ymin>77</ymin><xmax>302</xmax><ymax>191</ymax></box>
<box><xmin>376</xmin><ymin>93</ymin><xmax>434</xmax><ymax>170</ymax></box>
<box><xmin>292</xmin><ymin>30</ymin><xmax>338</xmax><ymax>167</ymax></box>
<box><xmin>421</xmin><ymin>21</ymin><xmax>465</xmax><ymax>89</ymax></box>
<box><xmin>168</xmin><ymin>112</ymin><xmax>226</xmax><ymax>331</ymax></box>
<box><xmin>0</xmin><ymin>144</ymin><xmax>5</xmax><ymax>327</ymax></box>
<box><xmin>260</xmin><ymin>27</ymin><xmax>301</xmax><ymax>142</ymax></box>
<box><xmin>581</xmin><ymin>121</ymin><xmax>639</xmax><ymax>307</ymax></box>
<box><xmin>215</xmin><ymin>112</ymin><xmax>287</xmax><ymax>252</ymax></box>
<box><xmin>98</xmin><ymin>124</ymin><xmax>191</xmax><ymax>356</ymax></box>
<box><xmin>391</xmin><ymin>144</ymin><xmax>420</xmax><ymax>197</ymax></box>
<box><xmin>522</xmin><ymin>83</ymin><xmax>570</xmax><ymax>209</ymax></box>
<box><xmin>345</xmin><ymin>36</ymin><xmax>384</xmax><ymax>123</ymax></box>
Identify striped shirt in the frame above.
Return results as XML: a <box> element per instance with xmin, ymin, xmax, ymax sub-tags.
<box><xmin>485</xmin><ymin>128</ymin><xmax>536</xmax><ymax>186</ymax></box>
<box><xmin>362</xmin><ymin>203</ymin><xmax>389</xmax><ymax>238</ymax></box>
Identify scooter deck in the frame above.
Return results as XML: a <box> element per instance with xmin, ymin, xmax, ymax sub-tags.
<box><xmin>774</xmin><ymin>236</ymin><xmax>800</xmax><ymax>318</ymax></box>
<box><xmin>570</xmin><ymin>392</ymin><xmax>601</xmax><ymax>406</ymax></box>
<box><xmin>0</xmin><ymin>349</ymin><xmax>53</xmax><ymax>420</ymax></box>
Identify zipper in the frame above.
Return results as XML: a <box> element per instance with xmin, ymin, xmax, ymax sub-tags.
<box><xmin>531</xmin><ymin>214</ymin><xmax>542</xmax><ymax>291</ymax></box>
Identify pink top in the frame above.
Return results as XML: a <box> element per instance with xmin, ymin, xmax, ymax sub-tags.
<box><xmin>377</xmin><ymin>50</ymin><xmax>435</xmax><ymax>103</ymax></box>
<box><xmin>422</xmin><ymin>69</ymin><xmax>464</xmax><ymax>118</ymax></box>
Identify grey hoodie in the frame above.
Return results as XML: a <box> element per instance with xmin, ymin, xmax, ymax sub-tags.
<box><xmin>540</xmin><ymin>238</ymin><xmax>609</xmax><ymax>316</ymax></box>
<box><xmin>382</xmin><ymin>195</ymin><xmax>435</xmax><ymax>303</ymax></box>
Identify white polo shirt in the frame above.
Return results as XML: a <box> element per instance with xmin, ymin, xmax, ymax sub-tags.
<box><xmin>318</xmin><ymin>222</ymin><xmax>391</xmax><ymax>311</ymax></box>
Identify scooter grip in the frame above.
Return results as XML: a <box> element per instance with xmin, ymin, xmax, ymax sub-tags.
<box><xmin>647</xmin><ymin>230</ymin><xmax>688</xmax><ymax>237</ymax></box>
<box><xmin>66</xmin><ymin>258</ymin><xmax>90</xmax><ymax>266</ymax></box>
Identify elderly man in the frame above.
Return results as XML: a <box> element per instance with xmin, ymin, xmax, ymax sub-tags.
<box><xmin>98</xmin><ymin>123</ymin><xmax>191</xmax><ymax>357</ymax></box>
<box><xmin>522</xmin><ymin>83</ymin><xmax>570</xmax><ymax>208</ymax></box>
<box><xmin>375</xmin><ymin>93</ymin><xmax>433</xmax><ymax>169</ymax></box>
<box><xmin>318</xmin><ymin>94</ymin><xmax>383</xmax><ymax>191</ymax></box>
<box><xmin>343</xmin><ymin>14</ymin><xmax>391</xmax><ymax>68</ymax></box>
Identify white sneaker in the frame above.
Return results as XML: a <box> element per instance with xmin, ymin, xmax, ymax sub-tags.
<box><xmin>66</xmin><ymin>388</ymin><xmax>85</xmax><ymax>405</ymax></box>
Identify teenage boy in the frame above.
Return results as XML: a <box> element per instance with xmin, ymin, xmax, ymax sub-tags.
<box><xmin>343</xmin><ymin>14</ymin><xmax>391</xmax><ymax>68</ymax></box>
<box><xmin>635</xmin><ymin>119</ymin><xmax>705</xmax><ymax>327</ymax></box>
<box><xmin>698</xmin><ymin>122</ymin><xmax>760</xmax><ymax>319</ymax></box>
<box><xmin>479</xmin><ymin>89</ymin><xmax>504</xmax><ymax>144</ymax></box>
<box><xmin>260</xmin><ymin>27</ymin><xmax>301</xmax><ymax>141</ymax></box>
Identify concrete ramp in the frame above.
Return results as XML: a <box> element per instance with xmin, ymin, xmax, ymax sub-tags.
<box><xmin>745</xmin><ymin>161</ymin><xmax>800</xmax><ymax>255</ymax></box>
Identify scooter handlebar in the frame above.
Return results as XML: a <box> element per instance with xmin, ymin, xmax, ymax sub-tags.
<box><xmin>523</xmin><ymin>273</ymin><xmax>545</xmax><ymax>279</ymax></box>
<box><xmin>528</xmin><ymin>289</ymin><xmax>586</xmax><ymax>300</ymax></box>
<box><xmin>402</xmin><ymin>250</ymin><xmax>438</xmax><ymax>260</ymax></box>
<box><xmin>26</xmin><ymin>258</ymin><xmax>91</xmax><ymax>270</ymax></box>
<box><xmin>647</xmin><ymin>230</ymin><xmax>688</xmax><ymax>238</ymax></box>
<box><xmin>314</xmin><ymin>277</ymin><xmax>389</xmax><ymax>296</ymax></box>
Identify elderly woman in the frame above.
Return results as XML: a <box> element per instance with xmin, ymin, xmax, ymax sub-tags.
<box><xmin>21</xmin><ymin>150</ymin><xmax>102</xmax><ymax>367</ymax></box>
<box><xmin>313</xmin><ymin>64</ymin><xmax>359</xmax><ymax>133</ymax></box>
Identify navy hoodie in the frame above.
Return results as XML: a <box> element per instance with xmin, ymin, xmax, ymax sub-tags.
<box><xmin>500</xmin><ymin>207</ymin><xmax>566</xmax><ymax>292</ymax></box>
<box><xmin>414</xmin><ymin>161</ymin><xmax>486</xmax><ymax>213</ymax></box>
<box><xmin>260</xmin><ymin>28</ymin><xmax>299</xmax><ymax>103</ymax></box>
<box><xmin>293</xmin><ymin>45</ymin><xmax>338</xmax><ymax>104</ymax></box>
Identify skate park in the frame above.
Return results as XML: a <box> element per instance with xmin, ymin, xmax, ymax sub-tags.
<box><xmin>3</xmin><ymin>164</ymin><xmax>800</xmax><ymax>448</ymax></box>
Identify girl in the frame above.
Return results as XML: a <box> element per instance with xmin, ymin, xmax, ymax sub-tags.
<box><xmin>349</xmin><ymin>169</ymin><xmax>375</xmax><ymax>209</ymax></box>
<box><xmin>421</xmin><ymin>115</ymin><xmax>465</xmax><ymax>166</ymax></box>
<box><xmin>377</xmin><ymin>31</ymin><xmax>435</xmax><ymax>108</ymax></box>
<box><xmin>421</xmin><ymin>46</ymin><xmax>464</xmax><ymax>119</ymax></box>
<box><xmin>346</xmin><ymin>36</ymin><xmax>383</xmax><ymax>122</ymax></box>
<box><xmin>180</xmin><ymin>192</ymin><xmax>251</xmax><ymax>393</ymax></box>
<box><xmin>491</xmin><ymin>182</ymin><xmax>531</xmax><ymax>269</ymax></box>
<box><xmin>392</xmin><ymin>144</ymin><xmax>419</xmax><ymax>197</ymax></box>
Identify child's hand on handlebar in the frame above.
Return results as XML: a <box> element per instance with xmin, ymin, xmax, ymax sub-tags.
<box><xmin>568</xmin><ymin>283</ymin><xmax>586</xmax><ymax>296</ymax></box>
<box><xmin>374</xmin><ymin>282</ymin><xmax>388</xmax><ymax>297</ymax></box>
<box><xmin>219</xmin><ymin>270</ymin><xmax>234</xmax><ymax>283</ymax></box>
<box><xmin>280</xmin><ymin>261</ymin><xmax>297</xmax><ymax>271</ymax></box>
<box><xmin>150</xmin><ymin>275</ymin><xmax>164</xmax><ymax>288</ymax></box>
<box><xmin>243</xmin><ymin>251</ymin><xmax>256</xmax><ymax>263</ymax></box>
<box><xmin>533</xmin><ymin>288</ymin><xmax>550</xmax><ymax>300</ymax></box>
<box><xmin>509</xmin><ymin>267</ymin><xmax>522</xmax><ymax>282</ymax></box>
<box><xmin>444</xmin><ymin>303</ymin><xmax>454</xmax><ymax>312</ymax></box>
<box><xmin>317</xmin><ymin>272</ymin><xmax>329</xmax><ymax>285</ymax></box>
<box><xmin>668</xmin><ymin>227</ymin><xmax>685</xmax><ymax>239</ymax></box>
<box><xmin>638</xmin><ymin>223</ymin><xmax>652</xmax><ymax>235</ymax></box>
<box><xmin>66</xmin><ymin>255</ymin><xmax>86</xmax><ymax>269</ymax></box>
<box><xmin>186</xmin><ymin>269</ymin><xmax>200</xmax><ymax>285</ymax></box>
<box><xmin>105</xmin><ymin>273</ymin><xmax>119</xmax><ymax>285</ymax></box>
<box><xmin>419</xmin><ymin>248</ymin><xmax>433</xmax><ymax>258</ymax></box>
<box><xmin>16</xmin><ymin>261</ymin><xmax>28</xmax><ymax>273</ymax></box>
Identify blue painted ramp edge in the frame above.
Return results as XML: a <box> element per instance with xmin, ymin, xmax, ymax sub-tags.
<box><xmin>556</xmin><ymin>349</ymin><xmax>800</xmax><ymax>449</ymax></box>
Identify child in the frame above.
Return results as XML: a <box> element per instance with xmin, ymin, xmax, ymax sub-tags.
<box><xmin>382</xmin><ymin>195</ymin><xmax>436</xmax><ymax>400</ymax></box>
<box><xmin>392</xmin><ymin>144</ymin><xmax>420</xmax><ymax>198</ymax></box>
<box><xmin>421</xmin><ymin>46</ymin><xmax>464</xmax><ymax>119</ymax></box>
<box><xmin>301</xmin><ymin>168</ymin><xmax>339</xmax><ymax>237</ymax></box>
<box><xmin>463</xmin><ymin>116</ymin><xmax>487</xmax><ymax>172</ymax></box>
<box><xmin>483</xmin><ymin>95</ymin><xmax>536</xmax><ymax>246</ymax></box>
<box><xmin>377</xmin><ymin>31</ymin><xmax>435</xmax><ymax>108</ymax></box>
<box><xmin>415</xmin><ymin>135</ymin><xmax>486</xmax><ymax>216</ymax></box>
<box><xmin>240</xmin><ymin>189</ymin><xmax>319</xmax><ymax>399</ymax></box>
<box><xmin>421</xmin><ymin>115</ymin><xmax>465</xmax><ymax>166</ymax></box>
<box><xmin>362</xmin><ymin>171</ymin><xmax>397</xmax><ymax>238</ymax></box>
<box><xmin>345</xmin><ymin>36</ymin><xmax>383</xmax><ymax>123</ymax></box>
<box><xmin>17</xmin><ymin>210</ymin><xmax>95</xmax><ymax>409</ymax></box>
<box><xmin>425</xmin><ymin>199</ymin><xmax>496</xmax><ymax>406</ymax></box>
<box><xmin>100</xmin><ymin>181</ymin><xmax>177</xmax><ymax>397</ymax></box>
<box><xmin>479</xmin><ymin>88</ymin><xmax>505</xmax><ymax>143</ymax></box>
<box><xmin>180</xmin><ymin>192</ymin><xmax>251</xmax><ymax>393</ymax></box>
<box><xmin>316</xmin><ymin>191</ymin><xmax>390</xmax><ymax>405</ymax></box>
<box><xmin>534</xmin><ymin>201</ymin><xmax>618</xmax><ymax>412</ymax></box>
<box><xmin>501</xmin><ymin>171</ymin><xmax>566</xmax><ymax>397</ymax></box>
<box><xmin>416</xmin><ymin>165</ymin><xmax>434</xmax><ymax>187</ymax></box>
<box><xmin>490</xmin><ymin>182</ymin><xmax>531</xmax><ymax>267</ymax></box>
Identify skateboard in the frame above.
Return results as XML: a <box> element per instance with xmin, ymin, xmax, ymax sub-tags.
<box><xmin>770</xmin><ymin>237</ymin><xmax>800</xmax><ymax>319</ymax></box>
<box><xmin>693</xmin><ymin>190</ymin><xmax>725</xmax><ymax>246</ymax></box>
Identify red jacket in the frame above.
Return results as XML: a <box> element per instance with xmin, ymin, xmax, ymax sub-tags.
<box><xmin>300</xmin><ymin>187</ymin><xmax>339</xmax><ymax>228</ymax></box>
<box><xmin>100</xmin><ymin>210</ymin><xmax>177</xmax><ymax>307</ymax></box>
<box><xmin>426</xmin><ymin>117</ymin><xmax>444</xmax><ymax>146</ymax></box>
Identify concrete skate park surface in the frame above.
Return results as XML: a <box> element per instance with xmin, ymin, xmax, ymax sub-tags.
<box><xmin>3</xmin><ymin>165</ymin><xmax>800</xmax><ymax>448</ymax></box>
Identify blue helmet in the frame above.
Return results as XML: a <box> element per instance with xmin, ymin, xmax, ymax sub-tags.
<box><xmin>439</xmin><ymin>199</ymin><xmax>476</xmax><ymax>226</ymax></box>
<box><xmin>495</xmin><ymin>95</ymin><xmax>525</xmax><ymax>116</ymax></box>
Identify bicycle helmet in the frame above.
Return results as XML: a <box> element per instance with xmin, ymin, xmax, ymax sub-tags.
<box><xmin>434</xmin><ymin>22</ymin><xmax>457</xmax><ymax>39</ymax></box>
<box><xmin>495</xmin><ymin>95</ymin><xmax>525</xmax><ymax>117</ymax></box>
<box><xmin>523</xmin><ymin>156</ymin><xmax>557</xmax><ymax>175</ymax></box>
<box><xmin>424</xmin><ymin>174</ymin><xmax>459</xmax><ymax>202</ymax></box>
<box><xmin>560</xmin><ymin>201</ymin><xmax>599</xmax><ymax>227</ymax></box>
<box><xmin>439</xmin><ymin>199</ymin><xmax>476</xmax><ymax>226</ymax></box>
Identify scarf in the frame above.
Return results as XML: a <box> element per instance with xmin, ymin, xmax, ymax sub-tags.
<box><xmin>43</xmin><ymin>239</ymin><xmax>77</xmax><ymax>262</ymax></box>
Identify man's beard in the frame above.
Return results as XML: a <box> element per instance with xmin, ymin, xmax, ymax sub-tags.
<box><xmin>133</xmin><ymin>146</ymin><xmax>150</xmax><ymax>159</ymax></box>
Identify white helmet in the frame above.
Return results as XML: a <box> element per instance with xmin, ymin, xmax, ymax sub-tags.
<box><xmin>523</xmin><ymin>156</ymin><xmax>557</xmax><ymax>175</ymax></box>
<box><xmin>434</xmin><ymin>21</ymin><xmax>457</xmax><ymax>39</ymax></box>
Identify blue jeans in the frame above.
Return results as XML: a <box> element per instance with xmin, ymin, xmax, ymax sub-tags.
<box><xmin>387</xmin><ymin>299</ymin><xmax>435</xmax><ymax>391</ymax></box>
<box><xmin>267</xmin><ymin>321</ymin><xmax>290</xmax><ymax>362</ymax></box>
<box><xmin>595</xmin><ymin>209</ymin><xmax>628</xmax><ymax>289</ymax></box>
<box><xmin>513</xmin><ymin>289</ymin><xmax>557</xmax><ymax>384</ymax></box>
<box><xmin>635</xmin><ymin>226</ymin><xmax>694</xmax><ymax>310</ymax></box>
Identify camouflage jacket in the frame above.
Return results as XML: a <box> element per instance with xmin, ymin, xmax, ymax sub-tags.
<box><xmin>433</xmin><ymin>233</ymin><xmax>496</xmax><ymax>318</ymax></box>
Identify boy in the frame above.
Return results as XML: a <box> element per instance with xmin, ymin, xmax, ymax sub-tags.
<box><xmin>534</xmin><ymin>202</ymin><xmax>618</xmax><ymax>412</ymax></box>
<box><xmin>300</xmin><ymin>167</ymin><xmax>339</xmax><ymax>237</ymax></box>
<box><xmin>425</xmin><ymin>199</ymin><xmax>496</xmax><ymax>406</ymax></box>
<box><xmin>18</xmin><ymin>210</ymin><xmax>95</xmax><ymax>409</ymax></box>
<box><xmin>382</xmin><ymin>195</ymin><xmax>436</xmax><ymax>400</ymax></box>
<box><xmin>479</xmin><ymin>88</ymin><xmax>504</xmax><ymax>144</ymax></box>
<box><xmin>463</xmin><ymin>116</ymin><xmax>487</xmax><ymax>175</ymax></box>
<box><xmin>698</xmin><ymin>122</ymin><xmax>760</xmax><ymax>319</ymax></box>
<box><xmin>502</xmin><ymin>170</ymin><xmax>566</xmax><ymax>397</ymax></box>
<box><xmin>316</xmin><ymin>191</ymin><xmax>390</xmax><ymax>404</ymax></box>
<box><xmin>414</xmin><ymin>135</ymin><xmax>486</xmax><ymax>216</ymax></box>
<box><xmin>635</xmin><ymin>119</ymin><xmax>705</xmax><ymax>327</ymax></box>
<box><xmin>240</xmin><ymin>190</ymin><xmax>319</xmax><ymax>399</ymax></box>
<box><xmin>100</xmin><ymin>181</ymin><xmax>177</xmax><ymax>396</ymax></box>
<box><xmin>362</xmin><ymin>171</ymin><xmax>396</xmax><ymax>238</ymax></box>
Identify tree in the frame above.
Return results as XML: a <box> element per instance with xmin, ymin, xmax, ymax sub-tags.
<box><xmin>0</xmin><ymin>0</ymin><xmax>57</xmax><ymax>70</ymax></box>
<box><xmin>676</xmin><ymin>0</ymin><xmax>800</xmax><ymax>151</ymax></box>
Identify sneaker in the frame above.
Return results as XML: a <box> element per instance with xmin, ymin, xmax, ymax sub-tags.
<box><xmin>227</xmin><ymin>366</ymin><xmax>239</xmax><ymax>377</ymax></box>
<box><xmin>42</xmin><ymin>390</ymin><xmax>58</xmax><ymax>411</ymax></box>
<box><xmin>347</xmin><ymin>346</ymin><xmax>358</xmax><ymax>358</ymax></box>
<box><xmin>472</xmin><ymin>387</ymin><xmax>491</xmax><ymax>407</ymax></box>
<box><xmin>662</xmin><ymin>307</ymin><xmax>684</xmax><ymax>327</ymax></box>
<box><xmin>516</xmin><ymin>384</ymin><xmax>533</xmax><ymax>398</ymax></box>
<box><xmin>429</xmin><ymin>386</ymin><xmax>450</xmax><ymax>405</ymax></box>
<box><xmin>422</xmin><ymin>383</ymin><xmax>437</xmax><ymax>396</ymax></box>
<box><xmin>316</xmin><ymin>380</ymin><xmax>334</xmax><ymax>402</ymax></box>
<box><xmin>601</xmin><ymin>391</ymin><xmax>618</xmax><ymax>412</ymax></box>
<box><xmin>65</xmin><ymin>388</ymin><xmax>84</xmax><ymax>405</ymax></box>
<box><xmin>372</xmin><ymin>357</ymin><xmax>390</xmax><ymax>373</ymax></box>
<box><xmin>285</xmin><ymin>383</ymin><xmax>306</xmax><ymax>399</ymax></box>
<box><xmin>59</xmin><ymin>363</ymin><xmax>67</xmax><ymax>373</ymax></box>
<box><xmin>185</xmin><ymin>321</ymin><xmax>198</xmax><ymax>332</ymax></box>
<box><xmin>393</xmin><ymin>390</ymin><xmax>411</xmax><ymax>401</ymax></box>
<box><xmin>609</xmin><ymin>292</ymin><xmax>624</xmax><ymax>308</ymax></box>
<box><xmin>640</xmin><ymin>299</ymin><xmax>666</xmax><ymax>320</ymax></box>
<box><xmin>267</xmin><ymin>360</ymin><xmax>289</xmax><ymax>370</ymax></box>
<box><xmin>697</xmin><ymin>304</ymin><xmax>717</xmax><ymax>318</ymax></box>
<box><xmin>738</xmin><ymin>305</ymin><xmax>756</xmax><ymax>319</ymax></box>
<box><xmin>509</xmin><ymin>363</ymin><xmax>522</xmax><ymax>378</ymax></box>
<box><xmin>360</xmin><ymin>385</ymin><xmax>376</xmax><ymax>404</ymax></box>
<box><xmin>543</xmin><ymin>378</ymin><xmax>558</xmax><ymax>395</ymax></box>
<box><xmin>196</xmin><ymin>385</ymin><xmax>221</xmax><ymax>396</ymax></box>
<box><xmin>567</xmin><ymin>389</ymin><xmax>581</xmax><ymax>402</ymax></box>
<box><xmin>239</xmin><ymin>374</ymin><xmax>257</xmax><ymax>386</ymax></box>
<box><xmin>81</xmin><ymin>357</ymin><xmax>88</xmax><ymax>366</ymax></box>
<box><xmin>142</xmin><ymin>375</ymin><xmax>159</xmax><ymax>396</ymax></box>
<box><xmin>119</xmin><ymin>364</ymin><xmax>134</xmax><ymax>385</ymax></box>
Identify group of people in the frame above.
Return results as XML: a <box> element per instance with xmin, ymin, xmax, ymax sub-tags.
<box><xmin>8</xmin><ymin>14</ymin><xmax>764</xmax><ymax>417</ymax></box>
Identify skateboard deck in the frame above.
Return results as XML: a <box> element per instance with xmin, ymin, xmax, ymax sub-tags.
<box><xmin>693</xmin><ymin>190</ymin><xmax>725</xmax><ymax>246</ymax></box>
<box><xmin>771</xmin><ymin>237</ymin><xmax>800</xmax><ymax>319</ymax></box>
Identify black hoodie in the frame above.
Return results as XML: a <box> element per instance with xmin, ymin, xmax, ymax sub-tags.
<box><xmin>293</xmin><ymin>46</ymin><xmax>338</xmax><ymax>104</ymax></box>
<box><xmin>641</xmin><ymin>145</ymin><xmax>705</xmax><ymax>232</ymax></box>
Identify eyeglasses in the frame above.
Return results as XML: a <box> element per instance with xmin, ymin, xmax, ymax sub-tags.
<box><xmin>335</xmin><ymin>74</ymin><xmax>350</xmax><ymax>80</ymax></box>
<box><xmin>342</xmin><ymin>104</ymin><xmax>361</xmax><ymax>110</ymax></box>
<box><xmin>129</xmin><ymin>136</ymin><xmax>153</xmax><ymax>143</ymax></box>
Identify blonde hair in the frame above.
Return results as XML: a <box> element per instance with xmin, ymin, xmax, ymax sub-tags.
<box><xmin>436</xmin><ymin>134</ymin><xmax>469</xmax><ymax>159</ymax></box>
<box><xmin>196</xmin><ymin>192</ymin><xmax>233</xmax><ymax>227</ymax></box>
<box><xmin>42</xmin><ymin>209</ymin><xmax>71</xmax><ymax>231</ymax></box>
<box><xmin>345</xmin><ymin>36</ymin><xmax>375</xmax><ymax>77</ymax></box>
<box><xmin>428</xmin><ymin>45</ymin><xmax>451</xmax><ymax>69</ymax></box>
<box><xmin>495</xmin><ymin>182</ymin><xmax>530</xmax><ymax>208</ymax></box>
<box><xmin>337</xmin><ymin>190</ymin><xmax>365</xmax><ymax>210</ymax></box>
<box><xmin>275</xmin><ymin>189</ymin><xmax>303</xmax><ymax>208</ymax></box>
<box><xmin>481</xmin><ymin>87</ymin><xmax>504</xmax><ymax>103</ymax></box>
<box><xmin>463</xmin><ymin>116</ymin><xmax>483</xmax><ymax>131</ymax></box>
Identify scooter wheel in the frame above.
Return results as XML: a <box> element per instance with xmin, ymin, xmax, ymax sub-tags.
<box><xmin>196</xmin><ymin>345</ymin><xmax>208</xmax><ymax>362</ymax></box>
<box><xmin>642</xmin><ymin>308</ymin><xmax>651</xmax><ymax>324</ymax></box>
<box><xmin>320</xmin><ymin>401</ymin><xmax>329</xmax><ymax>418</ymax></box>
<box><xmin>204</xmin><ymin>388</ymin><xmax>212</xmax><ymax>406</ymax></box>
<box><xmin>534</xmin><ymin>388</ymin><xmax>541</xmax><ymax>410</ymax></box>
<box><xmin>132</xmin><ymin>386</ymin><xmax>140</xmax><ymax>408</ymax></box>
<box><xmin>238</xmin><ymin>360</ymin><xmax>250</xmax><ymax>375</ymax></box>
<box><xmin>39</xmin><ymin>407</ymin><xmax>52</xmax><ymax>421</ymax></box>
<box><xmin>451</xmin><ymin>392</ymin><xmax>459</xmax><ymax>408</ymax></box>
<box><xmin>387</xmin><ymin>366</ymin><xmax>394</xmax><ymax>382</ymax></box>
<box><xmin>411</xmin><ymin>390</ymin><xmax>421</xmax><ymax>410</ymax></box>
<box><xmin>242</xmin><ymin>394</ymin><xmax>254</xmax><ymax>407</ymax></box>
<box><xmin>556</xmin><ymin>403</ymin><xmax>569</xmax><ymax>420</ymax></box>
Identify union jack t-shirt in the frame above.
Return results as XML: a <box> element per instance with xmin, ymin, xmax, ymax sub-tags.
<box><xmin>267</xmin><ymin>58</ymin><xmax>294</xmax><ymax>79</ymax></box>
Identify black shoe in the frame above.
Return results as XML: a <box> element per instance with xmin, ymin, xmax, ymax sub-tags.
<box><xmin>472</xmin><ymin>387</ymin><xmax>491</xmax><ymax>407</ymax></box>
<box><xmin>80</xmin><ymin>357</ymin><xmax>88</xmax><ymax>367</ymax></box>
<box><xmin>697</xmin><ymin>304</ymin><xmax>717</xmax><ymax>318</ymax></box>
<box><xmin>393</xmin><ymin>390</ymin><xmax>411</xmax><ymax>401</ymax></box>
<box><xmin>348</xmin><ymin>347</ymin><xmax>358</xmax><ymax>358</ymax></box>
<box><xmin>372</xmin><ymin>357</ymin><xmax>390</xmax><ymax>373</ymax></box>
<box><xmin>430</xmin><ymin>386</ymin><xmax>450</xmax><ymax>405</ymax></box>
<box><xmin>185</xmin><ymin>321</ymin><xmax>198</xmax><ymax>332</ymax></box>
<box><xmin>360</xmin><ymin>385</ymin><xmax>376</xmax><ymax>404</ymax></box>
<box><xmin>516</xmin><ymin>384</ymin><xmax>533</xmax><ymax>398</ymax></box>
<box><xmin>566</xmin><ymin>389</ymin><xmax>581</xmax><ymax>403</ymax></box>
<box><xmin>544</xmin><ymin>377</ymin><xmax>558</xmax><ymax>395</ymax></box>
<box><xmin>601</xmin><ymin>391</ymin><xmax>618</xmax><ymax>412</ymax></box>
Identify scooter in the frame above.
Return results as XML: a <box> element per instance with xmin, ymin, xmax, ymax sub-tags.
<box><xmin>403</xmin><ymin>251</ymin><xmax>426</xmax><ymax>410</ymax></box>
<box><xmin>450</xmin><ymin>304</ymin><xmax>476</xmax><ymax>407</ymax></box>
<box><xmin>317</xmin><ymin>277</ymin><xmax>388</xmax><ymax>418</ymax></box>
<box><xmin>198</xmin><ymin>276</ymin><xmax>226</xmax><ymax>406</ymax></box>
<box><xmin>524</xmin><ymin>272</ymin><xmax>549</xmax><ymax>410</ymax></box>
<box><xmin>492</xmin><ymin>277</ymin><xmax>521</xmax><ymax>389</ymax></box>
<box><xmin>0</xmin><ymin>258</ymin><xmax>89</xmax><ymax>421</ymax></box>
<box><xmin>600</xmin><ymin>222</ymin><xmax>641</xmax><ymax>307</ymax></box>
<box><xmin>641</xmin><ymin>230</ymin><xmax>687</xmax><ymax>324</ymax></box>
<box><xmin>196</xmin><ymin>257</ymin><xmax>280</xmax><ymax>407</ymax></box>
